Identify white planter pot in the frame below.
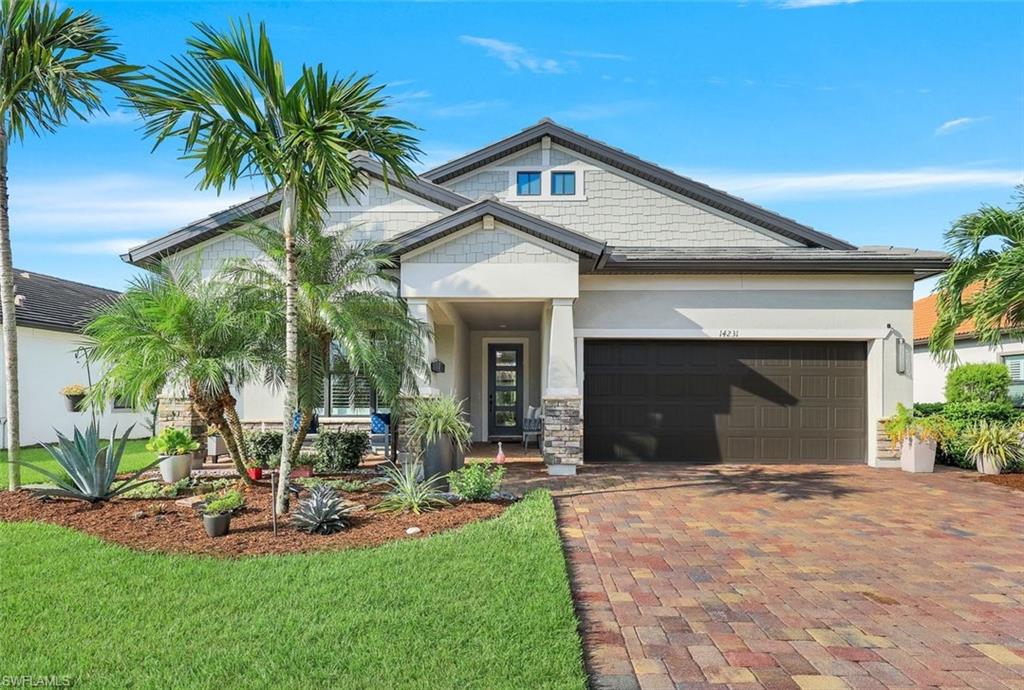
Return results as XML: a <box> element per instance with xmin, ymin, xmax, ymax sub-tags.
<box><xmin>159</xmin><ymin>454</ymin><xmax>192</xmax><ymax>483</ymax></box>
<box><xmin>208</xmin><ymin>436</ymin><xmax>228</xmax><ymax>458</ymax></box>
<box><xmin>974</xmin><ymin>453</ymin><xmax>1002</xmax><ymax>475</ymax></box>
<box><xmin>900</xmin><ymin>438</ymin><xmax>937</xmax><ymax>473</ymax></box>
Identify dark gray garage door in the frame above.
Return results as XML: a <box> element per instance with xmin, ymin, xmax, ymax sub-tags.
<box><xmin>583</xmin><ymin>340</ymin><xmax>867</xmax><ymax>463</ymax></box>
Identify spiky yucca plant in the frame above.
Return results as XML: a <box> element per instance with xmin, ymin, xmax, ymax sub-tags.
<box><xmin>375</xmin><ymin>461</ymin><xmax>448</xmax><ymax>515</ymax></box>
<box><xmin>292</xmin><ymin>484</ymin><xmax>351</xmax><ymax>534</ymax></box>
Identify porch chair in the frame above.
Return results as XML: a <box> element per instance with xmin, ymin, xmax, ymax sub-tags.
<box><xmin>522</xmin><ymin>405</ymin><xmax>543</xmax><ymax>451</ymax></box>
<box><xmin>370</xmin><ymin>412</ymin><xmax>392</xmax><ymax>459</ymax></box>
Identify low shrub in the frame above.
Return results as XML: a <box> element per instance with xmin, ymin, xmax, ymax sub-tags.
<box><xmin>246</xmin><ymin>430</ymin><xmax>282</xmax><ymax>469</ymax></box>
<box><xmin>448</xmin><ymin>462</ymin><xmax>505</xmax><ymax>501</ymax></box>
<box><xmin>934</xmin><ymin>401</ymin><xmax>1022</xmax><ymax>468</ymax></box>
<box><xmin>203</xmin><ymin>489</ymin><xmax>244</xmax><ymax>516</ymax></box>
<box><xmin>297</xmin><ymin>477</ymin><xmax>369</xmax><ymax>493</ymax></box>
<box><xmin>313</xmin><ymin>431</ymin><xmax>369</xmax><ymax>473</ymax></box>
<box><xmin>913</xmin><ymin>402</ymin><xmax>946</xmax><ymax>417</ymax></box>
<box><xmin>376</xmin><ymin>462</ymin><xmax>448</xmax><ymax>514</ymax></box>
<box><xmin>146</xmin><ymin>427</ymin><xmax>200</xmax><ymax>456</ymax></box>
<box><xmin>945</xmin><ymin>363</ymin><xmax>1011</xmax><ymax>404</ymax></box>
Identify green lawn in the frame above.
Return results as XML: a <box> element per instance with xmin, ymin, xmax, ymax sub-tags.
<box><xmin>1</xmin><ymin>438</ymin><xmax>154</xmax><ymax>485</ymax></box>
<box><xmin>0</xmin><ymin>491</ymin><xmax>586</xmax><ymax>690</ymax></box>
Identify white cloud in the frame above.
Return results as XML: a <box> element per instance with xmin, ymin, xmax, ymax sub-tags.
<box><xmin>774</xmin><ymin>0</ymin><xmax>862</xmax><ymax>8</ymax></box>
<box><xmin>459</xmin><ymin>35</ymin><xmax>563</xmax><ymax>74</ymax></box>
<box><xmin>82</xmin><ymin>108</ymin><xmax>140</xmax><ymax>126</ymax></box>
<box><xmin>562</xmin><ymin>49</ymin><xmax>631</xmax><ymax>61</ymax></box>
<box><xmin>553</xmin><ymin>101</ymin><xmax>649</xmax><ymax>121</ymax></box>
<box><xmin>691</xmin><ymin>167</ymin><xmax>1024</xmax><ymax>199</ymax></box>
<box><xmin>431</xmin><ymin>100</ymin><xmax>506</xmax><ymax>119</ymax></box>
<box><xmin>55</xmin><ymin>238</ymin><xmax>149</xmax><ymax>255</ymax></box>
<box><xmin>935</xmin><ymin>116</ymin><xmax>987</xmax><ymax>136</ymax></box>
<box><xmin>9</xmin><ymin>174</ymin><xmax>253</xmax><ymax>234</ymax></box>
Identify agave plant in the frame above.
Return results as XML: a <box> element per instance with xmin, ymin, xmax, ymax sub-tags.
<box><xmin>375</xmin><ymin>461</ymin><xmax>448</xmax><ymax>515</ymax></box>
<box><xmin>292</xmin><ymin>484</ymin><xmax>351</xmax><ymax>534</ymax></box>
<box><xmin>965</xmin><ymin>420</ymin><xmax>1024</xmax><ymax>474</ymax></box>
<box><xmin>10</xmin><ymin>422</ymin><xmax>159</xmax><ymax>502</ymax></box>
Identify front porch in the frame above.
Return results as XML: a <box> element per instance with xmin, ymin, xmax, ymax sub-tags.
<box><xmin>409</xmin><ymin>298</ymin><xmax>583</xmax><ymax>473</ymax></box>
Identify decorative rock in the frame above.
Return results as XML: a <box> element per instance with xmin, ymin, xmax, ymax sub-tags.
<box><xmin>405</xmin><ymin>527</ymin><xmax>421</xmax><ymax>536</ymax></box>
<box><xmin>130</xmin><ymin>510</ymin><xmax>146</xmax><ymax>521</ymax></box>
<box><xmin>175</xmin><ymin>495</ymin><xmax>205</xmax><ymax>509</ymax></box>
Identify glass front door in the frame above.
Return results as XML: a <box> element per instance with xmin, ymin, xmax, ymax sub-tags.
<box><xmin>488</xmin><ymin>343</ymin><xmax>524</xmax><ymax>438</ymax></box>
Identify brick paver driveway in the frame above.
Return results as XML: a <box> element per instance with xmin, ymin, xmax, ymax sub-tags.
<box><xmin>554</xmin><ymin>464</ymin><xmax>1024</xmax><ymax>690</ymax></box>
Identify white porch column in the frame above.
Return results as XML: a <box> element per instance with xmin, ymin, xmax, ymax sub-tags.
<box><xmin>543</xmin><ymin>298</ymin><xmax>583</xmax><ymax>475</ymax></box>
<box><xmin>406</xmin><ymin>298</ymin><xmax>439</xmax><ymax>398</ymax></box>
<box><xmin>545</xmin><ymin>299</ymin><xmax>580</xmax><ymax>397</ymax></box>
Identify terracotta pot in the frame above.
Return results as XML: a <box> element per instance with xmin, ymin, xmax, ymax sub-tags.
<box><xmin>203</xmin><ymin>512</ymin><xmax>231</xmax><ymax>538</ymax></box>
<box><xmin>246</xmin><ymin>467</ymin><xmax>263</xmax><ymax>481</ymax></box>
<box><xmin>158</xmin><ymin>454</ymin><xmax>191</xmax><ymax>483</ymax></box>
<box><xmin>291</xmin><ymin>464</ymin><xmax>313</xmax><ymax>478</ymax></box>
<box><xmin>900</xmin><ymin>438</ymin><xmax>936</xmax><ymax>473</ymax></box>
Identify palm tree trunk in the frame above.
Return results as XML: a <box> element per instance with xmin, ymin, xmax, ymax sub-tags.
<box><xmin>276</xmin><ymin>185</ymin><xmax>299</xmax><ymax>512</ymax></box>
<box><xmin>0</xmin><ymin>129</ymin><xmax>20</xmax><ymax>491</ymax></box>
<box><xmin>289</xmin><ymin>407</ymin><xmax>313</xmax><ymax>461</ymax></box>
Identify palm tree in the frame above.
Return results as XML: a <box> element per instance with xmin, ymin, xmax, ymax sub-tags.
<box><xmin>930</xmin><ymin>187</ymin><xmax>1024</xmax><ymax>364</ymax></box>
<box><xmin>131</xmin><ymin>18</ymin><xmax>418</xmax><ymax>511</ymax></box>
<box><xmin>84</xmin><ymin>264</ymin><xmax>276</xmax><ymax>482</ymax></box>
<box><xmin>223</xmin><ymin>219</ymin><xmax>424</xmax><ymax>468</ymax></box>
<box><xmin>0</xmin><ymin>0</ymin><xmax>138</xmax><ymax>490</ymax></box>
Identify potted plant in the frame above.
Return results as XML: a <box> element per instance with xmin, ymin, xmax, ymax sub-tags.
<box><xmin>405</xmin><ymin>396</ymin><xmax>472</xmax><ymax>490</ymax></box>
<box><xmin>60</xmin><ymin>384</ymin><xmax>87</xmax><ymax>412</ymax></box>
<box><xmin>884</xmin><ymin>403</ymin><xmax>948</xmax><ymax>473</ymax></box>
<box><xmin>201</xmin><ymin>489</ymin><xmax>244</xmax><ymax>537</ymax></box>
<box><xmin>965</xmin><ymin>420</ymin><xmax>1024</xmax><ymax>475</ymax></box>
<box><xmin>207</xmin><ymin>428</ymin><xmax>228</xmax><ymax>461</ymax></box>
<box><xmin>291</xmin><ymin>450</ymin><xmax>316</xmax><ymax>478</ymax></box>
<box><xmin>147</xmin><ymin>427</ymin><xmax>201</xmax><ymax>483</ymax></box>
<box><xmin>245</xmin><ymin>456</ymin><xmax>265</xmax><ymax>481</ymax></box>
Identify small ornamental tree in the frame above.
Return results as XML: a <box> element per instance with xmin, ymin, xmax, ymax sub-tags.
<box><xmin>945</xmin><ymin>363</ymin><xmax>1011</xmax><ymax>404</ymax></box>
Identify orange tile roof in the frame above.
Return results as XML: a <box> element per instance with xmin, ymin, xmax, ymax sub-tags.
<box><xmin>913</xmin><ymin>283</ymin><xmax>983</xmax><ymax>343</ymax></box>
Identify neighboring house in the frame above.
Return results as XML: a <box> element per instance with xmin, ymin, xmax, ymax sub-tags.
<box><xmin>123</xmin><ymin>119</ymin><xmax>948</xmax><ymax>472</ymax></box>
<box><xmin>912</xmin><ymin>288</ymin><xmax>1024</xmax><ymax>404</ymax></box>
<box><xmin>0</xmin><ymin>270</ymin><xmax>151</xmax><ymax>446</ymax></box>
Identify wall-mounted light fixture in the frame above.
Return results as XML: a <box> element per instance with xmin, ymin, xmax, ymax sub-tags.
<box><xmin>895</xmin><ymin>337</ymin><xmax>907</xmax><ymax>374</ymax></box>
<box><xmin>430</xmin><ymin>360</ymin><xmax>446</xmax><ymax>374</ymax></box>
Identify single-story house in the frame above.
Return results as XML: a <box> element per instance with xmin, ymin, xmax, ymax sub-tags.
<box><xmin>913</xmin><ymin>287</ymin><xmax>1024</xmax><ymax>404</ymax></box>
<box><xmin>123</xmin><ymin>119</ymin><xmax>948</xmax><ymax>472</ymax></box>
<box><xmin>0</xmin><ymin>270</ymin><xmax>151</xmax><ymax>445</ymax></box>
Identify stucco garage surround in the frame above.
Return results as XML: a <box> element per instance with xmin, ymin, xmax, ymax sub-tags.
<box><xmin>574</xmin><ymin>275</ymin><xmax>915</xmax><ymax>466</ymax></box>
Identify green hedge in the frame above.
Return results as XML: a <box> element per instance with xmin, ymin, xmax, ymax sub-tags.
<box><xmin>945</xmin><ymin>363</ymin><xmax>1012</xmax><ymax>404</ymax></box>
<box><xmin>246</xmin><ymin>430</ymin><xmax>283</xmax><ymax>469</ymax></box>
<box><xmin>916</xmin><ymin>401</ymin><xmax>1022</xmax><ymax>469</ymax></box>
<box><xmin>314</xmin><ymin>430</ymin><xmax>369</xmax><ymax>473</ymax></box>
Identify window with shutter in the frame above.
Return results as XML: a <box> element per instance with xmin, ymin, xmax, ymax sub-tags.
<box><xmin>319</xmin><ymin>343</ymin><xmax>386</xmax><ymax>417</ymax></box>
<box><xmin>1004</xmin><ymin>354</ymin><xmax>1024</xmax><ymax>407</ymax></box>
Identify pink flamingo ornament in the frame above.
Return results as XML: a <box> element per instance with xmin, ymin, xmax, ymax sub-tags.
<box><xmin>495</xmin><ymin>441</ymin><xmax>506</xmax><ymax>464</ymax></box>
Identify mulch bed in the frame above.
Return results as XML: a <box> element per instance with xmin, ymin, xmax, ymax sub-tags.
<box><xmin>0</xmin><ymin>478</ymin><xmax>509</xmax><ymax>558</ymax></box>
<box><xmin>977</xmin><ymin>473</ymin><xmax>1024</xmax><ymax>492</ymax></box>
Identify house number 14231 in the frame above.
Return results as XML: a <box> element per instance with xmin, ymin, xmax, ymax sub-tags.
<box><xmin>718</xmin><ymin>329</ymin><xmax>740</xmax><ymax>338</ymax></box>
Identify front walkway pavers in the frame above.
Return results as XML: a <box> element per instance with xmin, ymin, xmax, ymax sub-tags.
<box><xmin>550</xmin><ymin>464</ymin><xmax>1024</xmax><ymax>690</ymax></box>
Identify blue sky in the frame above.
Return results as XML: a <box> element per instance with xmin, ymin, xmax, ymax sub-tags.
<box><xmin>12</xmin><ymin>1</ymin><xmax>1024</xmax><ymax>296</ymax></box>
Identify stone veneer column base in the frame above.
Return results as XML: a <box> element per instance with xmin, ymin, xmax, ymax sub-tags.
<box><xmin>542</xmin><ymin>396</ymin><xmax>582</xmax><ymax>475</ymax></box>
<box><xmin>156</xmin><ymin>395</ymin><xmax>206</xmax><ymax>455</ymax></box>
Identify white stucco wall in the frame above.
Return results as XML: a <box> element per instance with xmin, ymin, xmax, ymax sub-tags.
<box><xmin>0</xmin><ymin>327</ymin><xmax>150</xmax><ymax>446</ymax></box>
<box><xmin>444</xmin><ymin>143</ymin><xmax>794</xmax><ymax>248</ymax></box>
<box><xmin>913</xmin><ymin>338</ymin><xmax>1024</xmax><ymax>403</ymax></box>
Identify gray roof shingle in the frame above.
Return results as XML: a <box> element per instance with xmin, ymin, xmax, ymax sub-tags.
<box><xmin>1</xmin><ymin>270</ymin><xmax>120</xmax><ymax>333</ymax></box>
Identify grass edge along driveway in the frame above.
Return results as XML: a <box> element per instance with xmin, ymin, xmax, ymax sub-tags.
<box><xmin>0</xmin><ymin>490</ymin><xmax>586</xmax><ymax>690</ymax></box>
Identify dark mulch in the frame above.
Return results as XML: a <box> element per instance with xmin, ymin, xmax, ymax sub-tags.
<box><xmin>0</xmin><ymin>480</ymin><xmax>509</xmax><ymax>558</ymax></box>
<box><xmin>977</xmin><ymin>472</ymin><xmax>1024</xmax><ymax>492</ymax></box>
